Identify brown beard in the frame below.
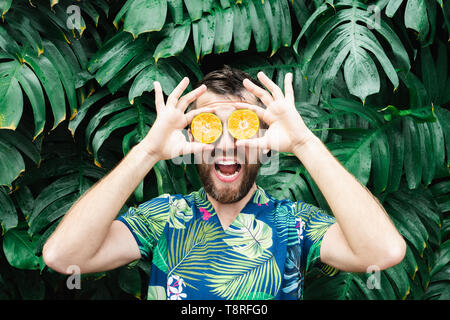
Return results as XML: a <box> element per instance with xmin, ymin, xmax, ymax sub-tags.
<box><xmin>196</xmin><ymin>163</ymin><xmax>260</xmax><ymax>204</ymax></box>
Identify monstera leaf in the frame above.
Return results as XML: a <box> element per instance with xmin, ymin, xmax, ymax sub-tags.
<box><xmin>294</xmin><ymin>0</ymin><xmax>410</xmax><ymax>103</ymax></box>
<box><xmin>0</xmin><ymin>1</ymin><xmax>101</xmax><ymax>138</ymax></box>
<box><xmin>376</xmin><ymin>0</ymin><xmax>445</xmax><ymax>44</ymax></box>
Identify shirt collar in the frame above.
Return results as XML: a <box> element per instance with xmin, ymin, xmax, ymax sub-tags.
<box><xmin>196</xmin><ymin>185</ymin><xmax>271</xmax><ymax>206</ymax></box>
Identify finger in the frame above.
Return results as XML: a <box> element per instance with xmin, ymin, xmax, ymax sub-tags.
<box><xmin>232</xmin><ymin>102</ymin><xmax>275</xmax><ymax>125</ymax></box>
<box><xmin>284</xmin><ymin>72</ymin><xmax>294</xmax><ymax>103</ymax></box>
<box><xmin>257</xmin><ymin>71</ymin><xmax>284</xmax><ymax>100</ymax></box>
<box><xmin>181</xmin><ymin>142</ymin><xmax>214</xmax><ymax>155</ymax></box>
<box><xmin>243</xmin><ymin>78</ymin><xmax>274</xmax><ymax>107</ymax></box>
<box><xmin>154</xmin><ymin>81</ymin><xmax>165</xmax><ymax>112</ymax></box>
<box><xmin>166</xmin><ymin>77</ymin><xmax>190</xmax><ymax>107</ymax></box>
<box><xmin>177</xmin><ymin>84</ymin><xmax>207</xmax><ymax>112</ymax></box>
<box><xmin>236</xmin><ymin>136</ymin><xmax>270</xmax><ymax>151</ymax></box>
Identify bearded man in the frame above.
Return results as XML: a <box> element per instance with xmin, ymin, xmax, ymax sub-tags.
<box><xmin>43</xmin><ymin>66</ymin><xmax>406</xmax><ymax>300</ymax></box>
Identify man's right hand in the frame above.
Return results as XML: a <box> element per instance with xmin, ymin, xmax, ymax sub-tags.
<box><xmin>43</xmin><ymin>77</ymin><xmax>214</xmax><ymax>275</ymax></box>
<box><xmin>140</xmin><ymin>77</ymin><xmax>214</xmax><ymax>161</ymax></box>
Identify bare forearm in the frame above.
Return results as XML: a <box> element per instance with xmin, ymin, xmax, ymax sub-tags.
<box><xmin>293</xmin><ymin>134</ymin><xmax>403</xmax><ymax>259</ymax></box>
<box><xmin>43</xmin><ymin>143</ymin><xmax>158</xmax><ymax>264</ymax></box>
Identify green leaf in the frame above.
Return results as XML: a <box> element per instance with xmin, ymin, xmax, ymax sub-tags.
<box><xmin>385</xmin><ymin>122</ymin><xmax>404</xmax><ymax>193</ymax></box>
<box><xmin>154</xmin><ymin>21</ymin><xmax>191</xmax><ymax>61</ymax></box>
<box><xmin>327</xmin><ymin>130</ymin><xmax>375</xmax><ymax>186</ymax></box>
<box><xmin>421</xmin><ymin>46</ymin><xmax>439</xmax><ymax>104</ymax></box>
<box><xmin>0</xmin><ymin>0</ymin><xmax>12</xmax><ymax>16</ymax></box>
<box><xmin>232</xmin><ymin>2</ymin><xmax>252</xmax><ymax>53</ymax></box>
<box><xmin>3</xmin><ymin>228</ymin><xmax>42</xmax><ymax>270</ymax></box>
<box><xmin>279</xmin><ymin>0</ymin><xmax>292</xmax><ymax>48</ymax></box>
<box><xmin>0</xmin><ymin>136</ymin><xmax>25</xmax><ymax>188</ymax></box>
<box><xmin>28</xmin><ymin>174</ymin><xmax>80</xmax><ymax>227</ymax></box>
<box><xmin>248</xmin><ymin>0</ymin><xmax>270</xmax><ymax>53</ymax></box>
<box><xmin>29</xmin><ymin>193</ymin><xmax>78</xmax><ymax>235</ymax></box>
<box><xmin>92</xmin><ymin>108</ymin><xmax>137</xmax><ymax>163</ymax></box>
<box><xmin>434</xmin><ymin>106</ymin><xmax>450</xmax><ymax>168</ymax></box>
<box><xmin>88</xmin><ymin>32</ymin><xmax>134</xmax><ymax>73</ymax></box>
<box><xmin>192</xmin><ymin>14</ymin><xmax>211</xmax><ymax>60</ymax></box>
<box><xmin>0</xmin><ymin>129</ymin><xmax>40</xmax><ymax>165</ymax></box>
<box><xmin>296</xmin><ymin>1</ymin><xmax>408</xmax><ymax>102</ymax></box>
<box><xmin>167</xmin><ymin>0</ymin><xmax>184</xmax><ymax>25</ymax></box>
<box><xmin>13</xmin><ymin>185</ymin><xmax>34</xmax><ymax>221</ymax></box>
<box><xmin>85</xmin><ymin>97</ymin><xmax>132</xmax><ymax>149</ymax></box>
<box><xmin>214</xmin><ymin>5</ymin><xmax>233</xmax><ymax>54</ymax></box>
<box><xmin>402</xmin><ymin>117</ymin><xmax>422</xmax><ymax>189</ymax></box>
<box><xmin>129</xmin><ymin>61</ymin><xmax>182</xmax><ymax>103</ymax></box>
<box><xmin>68</xmin><ymin>89</ymin><xmax>110</xmax><ymax>136</ymax></box>
<box><xmin>344</xmin><ymin>47</ymin><xmax>380</xmax><ymax>104</ymax></box>
<box><xmin>0</xmin><ymin>186</ymin><xmax>18</xmax><ymax>234</ymax></box>
<box><xmin>419</xmin><ymin>122</ymin><xmax>435</xmax><ymax>186</ymax></box>
<box><xmin>6</xmin><ymin>15</ymin><xmax>43</xmax><ymax>57</ymax></box>
<box><xmin>94</xmin><ymin>36</ymin><xmax>149</xmax><ymax>87</ymax></box>
<box><xmin>23</xmin><ymin>52</ymin><xmax>66</xmax><ymax>130</ymax></box>
<box><xmin>184</xmin><ymin>0</ymin><xmax>203</xmax><ymax>20</ymax></box>
<box><xmin>118</xmin><ymin>267</ymin><xmax>142</xmax><ymax>299</ymax></box>
<box><xmin>123</xmin><ymin>0</ymin><xmax>167</xmax><ymax>37</ymax></box>
<box><xmin>263</xmin><ymin>0</ymin><xmax>282</xmax><ymax>57</ymax></box>
<box><xmin>0</xmin><ymin>25</ymin><xmax>20</xmax><ymax>55</ymax></box>
<box><xmin>405</xmin><ymin>0</ymin><xmax>429</xmax><ymax>41</ymax></box>
<box><xmin>0</xmin><ymin>69</ymin><xmax>22</xmax><ymax>130</ymax></box>
<box><xmin>370</xmin><ymin>131</ymin><xmax>390</xmax><ymax>194</ymax></box>
<box><xmin>14</xmin><ymin>63</ymin><xmax>46</xmax><ymax>139</ymax></box>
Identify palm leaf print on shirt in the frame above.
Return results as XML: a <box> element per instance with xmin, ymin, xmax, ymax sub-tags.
<box><xmin>295</xmin><ymin>202</ymin><xmax>336</xmax><ymax>243</ymax></box>
<box><xmin>167</xmin><ymin>219</ymin><xmax>227</xmax><ymax>289</ymax></box>
<box><xmin>120</xmin><ymin>195</ymin><xmax>170</xmax><ymax>257</ymax></box>
<box><xmin>168</xmin><ymin>197</ymin><xmax>193</xmax><ymax>229</ymax></box>
<box><xmin>206</xmin><ymin>250</ymin><xmax>281</xmax><ymax>300</ymax></box>
<box><xmin>223</xmin><ymin>213</ymin><xmax>273</xmax><ymax>259</ymax></box>
<box><xmin>252</xmin><ymin>186</ymin><xmax>270</xmax><ymax>205</ymax></box>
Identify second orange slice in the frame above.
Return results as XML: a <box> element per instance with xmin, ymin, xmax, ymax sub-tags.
<box><xmin>227</xmin><ymin>109</ymin><xmax>259</xmax><ymax>140</ymax></box>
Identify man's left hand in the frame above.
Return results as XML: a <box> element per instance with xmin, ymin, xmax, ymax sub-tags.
<box><xmin>234</xmin><ymin>71</ymin><xmax>315</xmax><ymax>153</ymax></box>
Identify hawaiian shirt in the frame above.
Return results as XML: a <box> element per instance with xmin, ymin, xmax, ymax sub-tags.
<box><xmin>117</xmin><ymin>186</ymin><xmax>339</xmax><ymax>300</ymax></box>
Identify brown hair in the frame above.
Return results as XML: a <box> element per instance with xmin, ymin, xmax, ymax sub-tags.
<box><xmin>195</xmin><ymin>65</ymin><xmax>264</xmax><ymax>100</ymax></box>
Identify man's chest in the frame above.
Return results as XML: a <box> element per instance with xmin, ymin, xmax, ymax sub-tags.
<box><xmin>150</xmin><ymin>211</ymin><xmax>293</xmax><ymax>300</ymax></box>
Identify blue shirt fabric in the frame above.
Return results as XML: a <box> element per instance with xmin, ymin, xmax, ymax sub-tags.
<box><xmin>117</xmin><ymin>186</ymin><xmax>339</xmax><ymax>300</ymax></box>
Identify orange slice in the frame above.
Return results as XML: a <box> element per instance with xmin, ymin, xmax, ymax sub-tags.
<box><xmin>190</xmin><ymin>112</ymin><xmax>222</xmax><ymax>144</ymax></box>
<box><xmin>227</xmin><ymin>109</ymin><xmax>259</xmax><ymax>140</ymax></box>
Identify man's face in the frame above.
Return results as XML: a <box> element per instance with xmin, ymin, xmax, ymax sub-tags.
<box><xmin>190</xmin><ymin>90</ymin><xmax>263</xmax><ymax>204</ymax></box>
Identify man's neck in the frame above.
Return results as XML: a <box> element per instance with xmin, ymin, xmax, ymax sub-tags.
<box><xmin>206</xmin><ymin>183</ymin><xmax>258</xmax><ymax>230</ymax></box>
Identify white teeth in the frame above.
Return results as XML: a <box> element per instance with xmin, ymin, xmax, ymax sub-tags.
<box><xmin>217</xmin><ymin>160</ymin><xmax>237</xmax><ymax>165</ymax></box>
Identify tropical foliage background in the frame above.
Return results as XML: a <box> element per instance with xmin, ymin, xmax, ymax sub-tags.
<box><xmin>0</xmin><ymin>0</ymin><xmax>448</xmax><ymax>300</ymax></box>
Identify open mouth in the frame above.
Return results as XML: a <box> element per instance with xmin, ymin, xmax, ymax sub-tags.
<box><xmin>214</xmin><ymin>160</ymin><xmax>242</xmax><ymax>182</ymax></box>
